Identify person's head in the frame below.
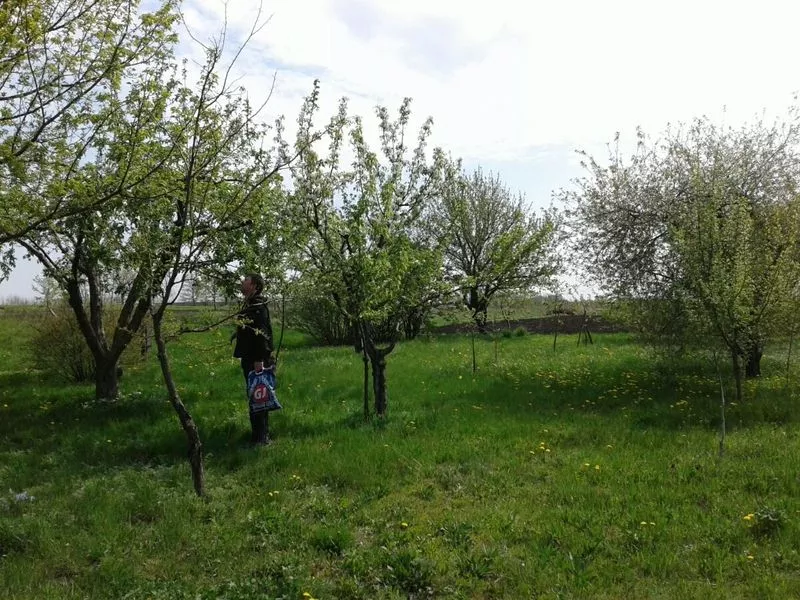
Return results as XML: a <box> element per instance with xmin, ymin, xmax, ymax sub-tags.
<box><xmin>240</xmin><ymin>273</ymin><xmax>264</xmax><ymax>298</ymax></box>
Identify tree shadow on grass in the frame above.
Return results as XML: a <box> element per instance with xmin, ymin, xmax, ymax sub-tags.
<box><xmin>4</xmin><ymin>335</ymin><xmax>796</xmax><ymax>492</ymax></box>
<box><xmin>1</xmin><ymin>385</ymin><xmax>165</xmax><ymax>447</ymax></box>
<box><xmin>0</xmin><ymin>371</ymin><xmax>39</xmax><ymax>389</ymax></box>
<box><xmin>200</xmin><ymin>408</ymin><xmax>370</xmax><ymax>455</ymax></box>
<box><xmin>447</xmin><ymin>334</ymin><xmax>800</xmax><ymax>433</ymax></box>
<box><xmin>1</xmin><ymin>363</ymin><xmax>371</xmax><ymax>489</ymax></box>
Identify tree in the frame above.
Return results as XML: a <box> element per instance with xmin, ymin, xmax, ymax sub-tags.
<box><xmin>101</xmin><ymin>12</ymin><xmax>297</xmax><ymax>495</ymax></box>
<box><xmin>433</xmin><ymin>166</ymin><xmax>560</xmax><ymax>331</ymax></box>
<box><xmin>32</xmin><ymin>273</ymin><xmax>61</xmax><ymax>313</ymax></box>
<box><xmin>670</xmin><ymin>178</ymin><xmax>800</xmax><ymax>398</ymax></box>
<box><xmin>0</xmin><ymin>0</ymin><xmax>179</xmax><ymax>257</ymax></box>
<box><xmin>4</xmin><ymin>0</ymin><xmax>297</xmax><ymax>410</ymax></box>
<box><xmin>2</xmin><ymin>0</ymin><xmax>305</xmax><ymax>495</ymax></box>
<box><xmin>564</xmin><ymin>115</ymin><xmax>800</xmax><ymax>398</ymax></box>
<box><xmin>5</xmin><ymin>0</ymin><xmax>180</xmax><ymax>399</ymax></box>
<box><xmin>290</xmin><ymin>88</ymin><xmax>447</xmax><ymax>417</ymax></box>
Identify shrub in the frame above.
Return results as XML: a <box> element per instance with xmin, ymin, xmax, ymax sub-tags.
<box><xmin>288</xmin><ymin>287</ymin><xmax>431</xmax><ymax>346</ymax></box>
<box><xmin>28</xmin><ymin>301</ymin><xmax>145</xmax><ymax>383</ymax></box>
<box><xmin>287</xmin><ymin>292</ymin><xmax>357</xmax><ymax>347</ymax></box>
<box><xmin>396</xmin><ymin>304</ymin><xmax>432</xmax><ymax>340</ymax></box>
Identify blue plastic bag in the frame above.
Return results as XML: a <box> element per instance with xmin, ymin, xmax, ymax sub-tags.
<box><xmin>247</xmin><ymin>367</ymin><xmax>282</xmax><ymax>414</ymax></box>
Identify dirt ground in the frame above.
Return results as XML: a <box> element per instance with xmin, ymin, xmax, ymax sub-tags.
<box><xmin>429</xmin><ymin>314</ymin><xmax>628</xmax><ymax>335</ymax></box>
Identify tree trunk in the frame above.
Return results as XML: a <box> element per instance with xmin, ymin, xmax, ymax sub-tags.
<box><xmin>65</xmin><ymin>279</ymin><xmax>119</xmax><ymax>400</ymax></box>
<box><xmin>403</xmin><ymin>307</ymin><xmax>424</xmax><ymax>340</ymax></box>
<box><xmin>140</xmin><ymin>323</ymin><xmax>151</xmax><ymax>358</ymax></box>
<box><xmin>787</xmin><ymin>326</ymin><xmax>795</xmax><ymax>387</ymax></box>
<box><xmin>473</xmin><ymin>307</ymin><xmax>488</xmax><ymax>333</ymax></box>
<box><xmin>152</xmin><ymin>315</ymin><xmax>205</xmax><ymax>497</ymax></box>
<box><xmin>360</xmin><ymin>322</ymin><xmax>394</xmax><ymax>418</ymax></box>
<box><xmin>94</xmin><ymin>357</ymin><xmax>120</xmax><ymax>400</ymax></box>
<box><xmin>467</xmin><ymin>288</ymin><xmax>488</xmax><ymax>333</ymax></box>
<box><xmin>372</xmin><ymin>350</ymin><xmax>388</xmax><ymax>417</ymax></box>
<box><xmin>713</xmin><ymin>351</ymin><xmax>726</xmax><ymax>458</ymax></box>
<box><xmin>577</xmin><ymin>308</ymin><xmax>593</xmax><ymax>346</ymax></box>
<box><xmin>731</xmin><ymin>350</ymin><xmax>743</xmax><ymax>404</ymax></box>
<box><xmin>745</xmin><ymin>345</ymin><xmax>763</xmax><ymax>378</ymax></box>
<box><xmin>362</xmin><ymin>345</ymin><xmax>370</xmax><ymax>421</ymax></box>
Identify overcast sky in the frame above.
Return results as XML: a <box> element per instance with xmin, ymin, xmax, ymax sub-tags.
<box><xmin>2</xmin><ymin>0</ymin><xmax>799</xmax><ymax>300</ymax></box>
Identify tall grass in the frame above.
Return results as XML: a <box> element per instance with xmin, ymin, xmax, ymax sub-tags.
<box><xmin>1</xmin><ymin>309</ymin><xmax>798</xmax><ymax>599</ymax></box>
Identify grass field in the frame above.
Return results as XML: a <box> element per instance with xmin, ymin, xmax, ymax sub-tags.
<box><xmin>1</xmin><ymin>307</ymin><xmax>799</xmax><ymax>599</ymax></box>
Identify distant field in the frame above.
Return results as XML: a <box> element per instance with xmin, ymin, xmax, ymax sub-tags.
<box><xmin>1</xmin><ymin>307</ymin><xmax>799</xmax><ymax>599</ymax></box>
<box><xmin>425</xmin><ymin>295</ymin><xmax>606</xmax><ymax>329</ymax></box>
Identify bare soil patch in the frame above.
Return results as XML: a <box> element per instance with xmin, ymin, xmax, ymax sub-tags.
<box><xmin>429</xmin><ymin>314</ymin><xmax>628</xmax><ymax>335</ymax></box>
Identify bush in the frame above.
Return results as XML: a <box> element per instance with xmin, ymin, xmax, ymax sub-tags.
<box><xmin>397</xmin><ymin>305</ymin><xmax>430</xmax><ymax>341</ymax></box>
<box><xmin>514</xmin><ymin>326</ymin><xmax>527</xmax><ymax>337</ymax></box>
<box><xmin>288</xmin><ymin>288</ymin><xmax>431</xmax><ymax>346</ymax></box>
<box><xmin>288</xmin><ymin>292</ymin><xmax>357</xmax><ymax>347</ymax></box>
<box><xmin>28</xmin><ymin>301</ymin><xmax>145</xmax><ymax>382</ymax></box>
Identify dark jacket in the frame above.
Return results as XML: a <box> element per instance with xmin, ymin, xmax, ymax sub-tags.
<box><xmin>233</xmin><ymin>294</ymin><xmax>274</xmax><ymax>363</ymax></box>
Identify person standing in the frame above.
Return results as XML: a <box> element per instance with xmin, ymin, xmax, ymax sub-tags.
<box><xmin>233</xmin><ymin>273</ymin><xmax>275</xmax><ymax>446</ymax></box>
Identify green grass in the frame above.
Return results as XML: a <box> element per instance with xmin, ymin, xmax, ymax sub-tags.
<box><xmin>1</xmin><ymin>309</ymin><xmax>799</xmax><ymax>599</ymax></box>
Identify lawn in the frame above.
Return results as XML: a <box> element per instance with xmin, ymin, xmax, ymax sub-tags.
<box><xmin>1</xmin><ymin>307</ymin><xmax>799</xmax><ymax>599</ymax></box>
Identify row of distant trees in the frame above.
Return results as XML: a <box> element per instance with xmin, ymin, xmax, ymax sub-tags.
<box><xmin>3</xmin><ymin>1</ymin><xmax>799</xmax><ymax>493</ymax></box>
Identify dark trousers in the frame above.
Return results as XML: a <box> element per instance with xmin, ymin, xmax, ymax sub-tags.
<box><xmin>241</xmin><ymin>359</ymin><xmax>269</xmax><ymax>444</ymax></box>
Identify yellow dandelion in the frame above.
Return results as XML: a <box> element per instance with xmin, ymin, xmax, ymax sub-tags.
<box><xmin>743</xmin><ymin>514</ymin><xmax>754</xmax><ymax>521</ymax></box>
<box><xmin>747</xmin><ymin>555</ymin><xmax>754</xmax><ymax>560</ymax></box>
<box><xmin>583</xmin><ymin>463</ymin><xmax>590</xmax><ymax>467</ymax></box>
<box><xmin>401</xmin><ymin>522</ymin><xmax>408</xmax><ymax>528</ymax></box>
<box><xmin>594</xmin><ymin>465</ymin><xmax>601</xmax><ymax>470</ymax></box>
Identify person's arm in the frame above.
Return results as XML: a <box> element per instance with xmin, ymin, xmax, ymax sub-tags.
<box><xmin>250</xmin><ymin>300</ymin><xmax>272</xmax><ymax>368</ymax></box>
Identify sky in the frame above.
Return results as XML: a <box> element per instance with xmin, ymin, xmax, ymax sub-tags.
<box><xmin>2</xmin><ymin>0</ymin><xmax>799</xmax><ymax>301</ymax></box>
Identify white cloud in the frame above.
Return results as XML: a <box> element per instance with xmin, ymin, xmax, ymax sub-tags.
<box><xmin>182</xmin><ymin>0</ymin><xmax>800</xmax><ymax>161</ymax></box>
